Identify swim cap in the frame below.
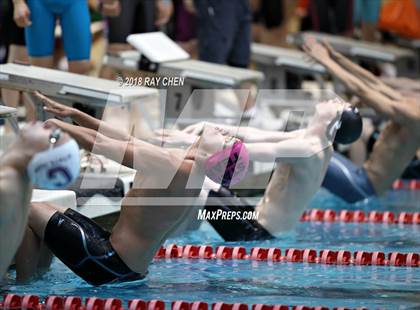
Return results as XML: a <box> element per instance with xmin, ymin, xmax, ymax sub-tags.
<box><xmin>27</xmin><ymin>139</ymin><xmax>81</xmax><ymax>190</ymax></box>
<box><xmin>204</xmin><ymin>137</ymin><xmax>249</xmax><ymax>187</ymax></box>
<box><xmin>333</xmin><ymin>106</ymin><xmax>363</xmax><ymax>144</ymax></box>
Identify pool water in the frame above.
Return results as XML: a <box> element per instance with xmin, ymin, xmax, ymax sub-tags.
<box><xmin>2</xmin><ymin>189</ymin><xmax>420</xmax><ymax>309</ymax></box>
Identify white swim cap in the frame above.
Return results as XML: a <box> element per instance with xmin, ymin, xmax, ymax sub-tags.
<box><xmin>27</xmin><ymin>138</ymin><xmax>80</xmax><ymax>190</ymax></box>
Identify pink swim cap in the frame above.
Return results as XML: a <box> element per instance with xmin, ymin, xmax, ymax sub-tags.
<box><xmin>204</xmin><ymin>138</ymin><xmax>249</xmax><ymax>187</ymax></box>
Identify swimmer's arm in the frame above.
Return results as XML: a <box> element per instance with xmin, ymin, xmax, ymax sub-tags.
<box><xmin>327</xmin><ymin>47</ymin><xmax>402</xmax><ymax>100</ymax></box>
<box><xmin>225</xmin><ymin>126</ymin><xmax>305</xmax><ymax>143</ymax></box>
<box><xmin>319</xmin><ymin>59</ymin><xmax>411</xmax><ymax>124</ymax></box>
<box><xmin>35</xmin><ymin>92</ymin><xmax>131</xmax><ymax>141</ymax></box>
<box><xmin>245</xmin><ymin>137</ymin><xmax>327</xmax><ymax>164</ymax></box>
<box><xmin>0</xmin><ymin>152</ymin><xmax>32</xmax><ymax>278</ymax></box>
<box><xmin>183</xmin><ymin>122</ymin><xmax>303</xmax><ymax>143</ymax></box>
<box><xmin>0</xmin><ymin>164</ymin><xmax>31</xmax><ymax>219</ymax></box>
<box><xmin>0</xmin><ymin>149</ymin><xmax>32</xmax><ymax>205</ymax></box>
<box><xmin>70</xmin><ymin>109</ymin><xmax>132</xmax><ymax>141</ymax></box>
<box><xmin>46</xmin><ymin>119</ymin><xmax>134</xmax><ymax>167</ymax></box>
<box><xmin>303</xmin><ymin>38</ymin><xmax>407</xmax><ymax>122</ymax></box>
<box><xmin>46</xmin><ymin>119</ymin><xmax>175</xmax><ymax>172</ymax></box>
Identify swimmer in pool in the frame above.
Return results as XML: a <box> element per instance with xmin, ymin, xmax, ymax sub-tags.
<box><xmin>303</xmin><ymin>36</ymin><xmax>420</xmax><ymax>203</ymax></box>
<box><xmin>157</xmin><ymin>99</ymin><xmax>361</xmax><ymax>241</ymax></box>
<box><xmin>16</xmin><ymin>93</ymin><xmax>247</xmax><ymax>284</ymax></box>
<box><xmin>0</xmin><ymin>122</ymin><xmax>79</xmax><ymax>280</ymax></box>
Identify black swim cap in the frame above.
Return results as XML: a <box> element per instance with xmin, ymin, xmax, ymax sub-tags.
<box><xmin>334</xmin><ymin>106</ymin><xmax>363</xmax><ymax>144</ymax></box>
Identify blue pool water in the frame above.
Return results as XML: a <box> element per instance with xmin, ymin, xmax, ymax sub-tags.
<box><xmin>2</xmin><ymin>190</ymin><xmax>420</xmax><ymax>309</ymax></box>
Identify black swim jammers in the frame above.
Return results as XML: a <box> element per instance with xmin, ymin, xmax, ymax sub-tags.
<box><xmin>44</xmin><ymin>209</ymin><xmax>144</xmax><ymax>286</ymax></box>
<box><xmin>205</xmin><ymin>187</ymin><xmax>274</xmax><ymax>241</ymax></box>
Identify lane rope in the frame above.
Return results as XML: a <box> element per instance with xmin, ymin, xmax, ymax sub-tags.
<box><xmin>0</xmin><ymin>294</ymin><xmax>369</xmax><ymax>310</ymax></box>
<box><xmin>300</xmin><ymin>209</ymin><xmax>419</xmax><ymax>225</ymax></box>
<box><xmin>154</xmin><ymin>244</ymin><xmax>419</xmax><ymax>268</ymax></box>
<box><xmin>392</xmin><ymin>179</ymin><xmax>420</xmax><ymax>191</ymax></box>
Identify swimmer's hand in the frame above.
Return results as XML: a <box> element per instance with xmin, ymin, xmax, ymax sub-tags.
<box><xmin>13</xmin><ymin>0</ymin><xmax>32</xmax><ymax>28</ymax></box>
<box><xmin>302</xmin><ymin>35</ymin><xmax>331</xmax><ymax>64</ymax></box>
<box><xmin>182</xmin><ymin>121</ymin><xmax>209</xmax><ymax>135</ymax></box>
<box><xmin>34</xmin><ymin>91</ymin><xmax>77</xmax><ymax>118</ymax></box>
<box><xmin>183</xmin><ymin>122</ymin><xmax>232</xmax><ymax>137</ymax></box>
<box><xmin>322</xmin><ymin>40</ymin><xmax>341</xmax><ymax>60</ymax></box>
<box><xmin>43</xmin><ymin>118</ymin><xmax>64</xmax><ymax>130</ymax></box>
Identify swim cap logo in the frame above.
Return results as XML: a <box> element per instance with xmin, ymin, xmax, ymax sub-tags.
<box><xmin>47</xmin><ymin>166</ymin><xmax>72</xmax><ymax>187</ymax></box>
<box><xmin>27</xmin><ymin>139</ymin><xmax>80</xmax><ymax>190</ymax></box>
<box><xmin>205</xmin><ymin>140</ymin><xmax>250</xmax><ymax>187</ymax></box>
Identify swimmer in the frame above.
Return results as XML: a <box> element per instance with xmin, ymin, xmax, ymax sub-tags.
<box><xmin>17</xmin><ymin>93</ymin><xmax>244</xmax><ymax>284</ymax></box>
<box><xmin>0</xmin><ymin>121</ymin><xmax>80</xmax><ymax>280</ymax></box>
<box><xmin>303</xmin><ymin>36</ymin><xmax>420</xmax><ymax>203</ymax></box>
<box><xmin>158</xmin><ymin>99</ymin><xmax>361</xmax><ymax>240</ymax></box>
<box><xmin>13</xmin><ymin>0</ymin><xmax>92</xmax><ymax>74</ymax></box>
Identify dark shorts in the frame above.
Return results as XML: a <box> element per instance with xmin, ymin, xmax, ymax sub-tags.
<box><xmin>205</xmin><ymin>187</ymin><xmax>273</xmax><ymax>241</ymax></box>
<box><xmin>44</xmin><ymin>209</ymin><xmax>144</xmax><ymax>286</ymax></box>
<box><xmin>309</xmin><ymin>0</ymin><xmax>353</xmax><ymax>35</ymax></box>
<box><xmin>322</xmin><ymin>152</ymin><xmax>376</xmax><ymax>203</ymax></box>
<box><xmin>107</xmin><ymin>0</ymin><xmax>156</xmax><ymax>44</ymax></box>
<box><xmin>253</xmin><ymin>0</ymin><xmax>284</xmax><ymax>29</ymax></box>
<box><xmin>0</xmin><ymin>0</ymin><xmax>26</xmax><ymax>46</ymax></box>
<box><xmin>194</xmin><ymin>0</ymin><xmax>251</xmax><ymax>67</ymax></box>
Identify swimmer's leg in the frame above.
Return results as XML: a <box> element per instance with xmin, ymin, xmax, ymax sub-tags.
<box><xmin>61</xmin><ymin>0</ymin><xmax>91</xmax><ymax>74</ymax></box>
<box><xmin>15</xmin><ymin>227</ymin><xmax>42</xmax><ymax>282</ymax></box>
<box><xmin>30</xmin><ymin>56</ymin><xmax>54</xmax><ymax>69</ymax></box>
<box><xmin>24</xmin><ymin>0</ymin><xmax>55</xmax><ymax>68</ymax></box>
<box><xmin>68</xmin><ymin>61</ymin><xmax>91</xmax><ymax>75</ymax></box>
<box><xmin>15</xmin><ymin>203</ymin><xmax>65</xmax><ymax>282</ymax></box>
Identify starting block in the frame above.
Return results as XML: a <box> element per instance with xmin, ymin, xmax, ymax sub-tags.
<box><xmin>251</xmin><ymin>43</ymin><xmax>326</xmax><ymax>89</ymax></box>
<box><xmin>102</xmin><ymin>32</ymin><xmax>264</xmax><ymax>124</ymax></box>
<box><xmin>0</xmin><ymin>63</ymin><xmax>158</xmax><ymax>119</ymax></box>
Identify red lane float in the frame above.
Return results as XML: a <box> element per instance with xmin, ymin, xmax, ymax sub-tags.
<box><xmin>300</xmin><ymin>209</ymin><xmax>419</xmax><ymax>225</ymax></box>
<box><xmin>320</xmin><ymin>250</ymin><xmax>337</xmax><ymax>265</ymax></box>
<box><xmin>371</xmin><ymin>252</ymin><xmax>385</xmax><ymax>266</ymax></box>
<box><xmin>191</xmin><ymin>302</ymin><xmax>209</xmax><ymax>310</ymax></box>
<box><xmin>216</xmin><ymin>246</ymin><xmax>233</xmax><ymax>259</ymax></box>
<box><xmin>172</xmin><ymin>301</ymin><xmax>190</xmax><ymax>310</ymax></box>
<box><xmin>154</xmin><ymin>245</ymin><xmax>419</xmax><ymax>268</ymax></box>
<box><xmin>45</xmin><ymin>296</ymin><xmax>64</xmax><ymax>310</ymax></box>
<box><xmin>302</xmin><ymin>249</ymin><xmax>317</xmax><ymax>263</ymax></box>
<box><xmin>267</xmin><ymin>248</ymin><xmax>282</xmax><ymax>262</ymax></box>
<box><xmin>392</xmin><ymin>179</ymin><xmax>420</xmax><ymax>190</ymax></box>
<box><xmin>250</xmin><ymin>248</ymin><xmax>268</xmax><ymax>261</ymax></box>
<box><xmin>3</xmin><ymin>294</ymin><xmax>21</xmax><ymax>310</ymax></box>
<box><xmin>128</xmin><ymin>299</ymin><xmax>147</xmax><ymax>310</ymax></box>
<box><xmin>337</xmin><ymin>250</ymin><xmax>351</xmax><ymax>265</ymax></box>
